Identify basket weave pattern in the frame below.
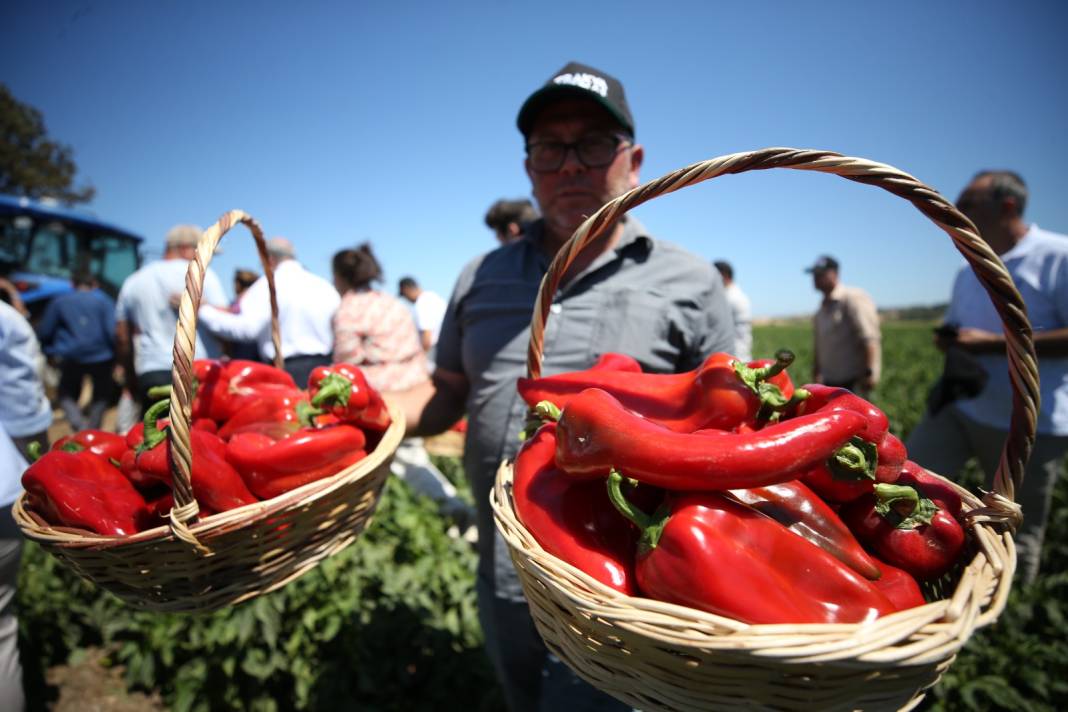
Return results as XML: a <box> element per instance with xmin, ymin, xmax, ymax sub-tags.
<box><xmin>15</xmin><ymin>210</ymin><xmax>403</xmax><ymax>612</ymax></box>
<box><xmin>493</xmin><ymin>148</ymin><xmax>1038</xmax><ymax>710</ymax></box>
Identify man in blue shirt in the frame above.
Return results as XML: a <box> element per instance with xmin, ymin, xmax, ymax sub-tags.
<box><xmin>36</xmin><ymin>270</ymin><xmax>117</xmax><ymax>431</ymax></box>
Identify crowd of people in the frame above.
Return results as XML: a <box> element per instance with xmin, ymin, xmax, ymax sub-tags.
<box><xmin>0</xmin><ymin>59</ymin><xmax>1065</xmax><ymax>712</ymax></box>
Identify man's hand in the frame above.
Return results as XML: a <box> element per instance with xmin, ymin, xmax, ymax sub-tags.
<box><xmin>954</xmin><ymin>327</ymin><xmax>1004</xmax><ymax>353</ymax></box>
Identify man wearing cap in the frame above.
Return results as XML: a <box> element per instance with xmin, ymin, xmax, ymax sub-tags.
<box><xmin>116</xmin><ymin>224</ymin><xmax>229</xmax><ymax>413</ymax></box>
<box><xmin>393</xmin><ymin>61</ymin><xmax>734</xmax><ymax>711</ymax></box>
<box><xmin>807</xmin><ymin>255</ymin><xmax>881</xmax><ymax>396</ymax></box>
<box><xmin>194</xmin><ymin>237</ymin><xmax>340</xmax><ymax>385</ymax></box>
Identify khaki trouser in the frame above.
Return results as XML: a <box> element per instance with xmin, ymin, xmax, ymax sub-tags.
<box><xmin>906</xmin><ymin>404</ymin><xmax>1068</xmax><ymax>583</ymax></box>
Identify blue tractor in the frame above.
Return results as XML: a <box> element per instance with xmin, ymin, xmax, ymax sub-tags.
<box><xmin>0</xmin><ymin>195</ymin><xmax>143</xmax><ymax>319</ymax></box>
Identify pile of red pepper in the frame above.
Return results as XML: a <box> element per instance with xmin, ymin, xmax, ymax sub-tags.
<box><xmin>21</xmin><ymin>360</ymin><xmax>392</xmax><ymax>536</ymax></box>
<box><xmin>514</xmin><ymin>350</ymin><xmax>968</xmax><ymax>625</ymax></box>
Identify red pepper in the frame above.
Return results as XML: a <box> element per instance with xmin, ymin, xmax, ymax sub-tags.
<box><xmin>552</xmin><ymin>388</ymin><xmax>868</xmax><ymax>490</ymax></box>
<box><xmin>897</xmin><ymin>460</ymin><xmax>963</xmax><ymax>518</ymax></box>
<box><xmin>132</xmin><ymin>399</ymin><xmax>259</xmax><ymax>513</ymax></box>
<box><xmin>518</xmin><ymin>350</ymin><xmax>805</xmax><ymax>433</ymax></box>
<box><xmin>22</xmin><ymin>450</ymin><xmax>147</xmax><ymax>535</ymax></box>
<box><xmin>216</xmin><ymin>388</ymin><xmax>323</xmax><ymax>441</ymax></box>
<box><xmin>52</xmin><ymin>430</ymin><xmax>127</xmax><ymax>463</ymax></box>
<box><xmin>513</xmin><ymin>422</ymin><xmax>641</xmax><ymax>594</ymax></box>
<box><xmin>875</xmin><ymin>432</ymin><xmax>908</xmax><ymax>483</ymax></box>
<box><xmin>191</xmin><ymin>359</ymin><xmax>297</xmax><ymax>423</ymax></box>
<box><xmin>840</xmin><ymin>476</ymin><xmax>966</xmax><ymax>581</ymax></box>
<box><xmin>728</xmin><ymin>480</ymin><xmax>881</xmax><ymax>579</ymax></box>
<box><xmin>607</xmin><ymin>472</ymin><xmax>897</xmax><ymax>624</ymax></box>
<box><xmin>870</xmin><ymin>559</ymin><xmax>927</xmax><ymax>611</ymax></box>
<box><xmin>225</xmin><ymin>425</ymin><xmax>368</xmax><ymax>500</ymax></box>
<box><xmin>589</xmin><ymin>352</ymin><xmax>643</xmax><ymax>373</ymax></box>
<box><xmin>792</xmin><ymin>384</ymin><xmax>889</xmax><ymax>443</ymax></box>
<box><xmin>308</xmin><ymin>364</ymin><xmax>392</xmax><ymax>432</ymax></box>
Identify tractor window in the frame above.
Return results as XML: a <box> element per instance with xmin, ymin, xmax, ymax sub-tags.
<box><xmin>89</xmin><ymin>233</ymin><xmax>140</xmax><ymax>296</ymax></box>
<box><xmin>25</xmin><ymin>221</ymin><xmax>79</xmax><ymax>279</ymax></box>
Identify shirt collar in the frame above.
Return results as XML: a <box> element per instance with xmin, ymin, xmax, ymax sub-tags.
<box><xmin>523</xmin><ymin>215</ymin><xmax>653</xmax><ymax>259</ymax></box>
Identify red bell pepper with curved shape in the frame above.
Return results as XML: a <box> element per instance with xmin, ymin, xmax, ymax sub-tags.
<box><xmin>225</xmin><ymin>425</ymin><xmax>368</xmax><ymax>500</ymax></box>
<box><xmin>514</xmin><ymin>422</ymin><xmax>640</xmax><ymax>594</ymax></box>
<box><xmin>729</xmin><ymin>480</ymin><xmax>881</xmax><ymax>579</ymax></box>
<box><xmin>518</xmin><ymin>350</ymin><xmax>804</xmax><ymax>433</ymax></box>
<box><xmin>840</xmin><ymin>474</ymin><xmax>966</xmax><ymax>582</ymax></box>
<box><xmin>589</xmin><ymin>352</ymin><xmax>643</xmax><ymax>373</ymax></box>
<box><xmin>792</xmin><ymin>384</ymin><xmax>889</xmax><ymax>443</ymax></box>
<box><xmin>191</xmin><ymin>359</ymin><xmax>297</xmax><ymax>423</ymax></box>
<box><xmin>308</xmin><ymin>364</ymin><xmax>392</xmax><ymax>432</ymax></box>
<box><xmin>870</xmin><ymin>559</ymin><xmax>927</xmax><ymax>611</ymax></box>
<box><xmin>217</xmin><ymin>388</ymin><xmax>321</xmax><ymax>441</ymax></box>
<box><xmin>131</xmin><ymin>399</ymin><xmax>259</xmax><ymax>513</ymax></box>
<box><xmin>553</xmin><ymin>388</ymin><xmax>868</xmax><ymax>490</ymax></box>
<box><xmin>52</xmin><ymin>430</ymin><xmax>127</xmax><ymax>463</ymax></box>
<box><xmin>22</xmin><ymin>450</ymin><xmax>147</xmax><ymax>535</ymax></box>
<box><xmin>607</xmin><ymin>473</ymin><xmax>897</xmax><ymax>624</ymax></box>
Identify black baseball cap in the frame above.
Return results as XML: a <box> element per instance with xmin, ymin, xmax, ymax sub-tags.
<box><xmin>805</xmin><ymin>255</ymin><xmax>840</xmax><ymax>273</ymax></box>
<box><xmin>517</xmin><ymin>61</ymin><xmax>635</xmax><ymax>138</ymax></box>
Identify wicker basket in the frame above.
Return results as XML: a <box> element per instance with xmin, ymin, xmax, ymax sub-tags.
<box><xmin>491</xmin><ymin>148</ymin><xmax>1038</xmax><ymax>711</ymax></box>
<box><xmin>14</xmin><ymin>210</ymin><xmax>404</xmax><ymax>612</ymax></box>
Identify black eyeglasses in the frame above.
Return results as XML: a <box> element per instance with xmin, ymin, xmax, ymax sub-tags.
<box><xmin>525</xmin><ymin>133</ymin><xmax>631</xmax><ymax>173</ymax></box>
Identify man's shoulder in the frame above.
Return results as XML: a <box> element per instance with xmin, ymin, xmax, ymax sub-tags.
<box><xmin>643</xmin><ymin>237</ymin><xmax>717</xmax><ymax>283</ymax></box>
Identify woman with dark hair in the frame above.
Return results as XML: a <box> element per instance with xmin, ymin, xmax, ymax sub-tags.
<box><xmin>331</xmin><ymin>244</ymin><xmax>427</xmax><ymax>392</ymax></box>
<box><xmin>332</xmin><ymin>244</ymin><xmax>473</xmax><ymax>534</ymax></box>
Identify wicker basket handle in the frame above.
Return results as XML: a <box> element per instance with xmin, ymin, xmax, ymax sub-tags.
<box><xmin>526</xmin><ymin>147</ymin><xmax>1038</xmax><ymax>525</ymax></box>
<box><xmin>166</xmin><ymin>210</ymin><xmax>284</xmax><ymax>550</ymax></box>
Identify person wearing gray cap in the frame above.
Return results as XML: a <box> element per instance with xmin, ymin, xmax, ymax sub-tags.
<box><xmin>194</xmin><ymin>237</ymin><xmax>340</xmax><ymax>385</ymax></box>
<box><xmin>391</xmin><ymin>61</ymin><xmax>734</xmax><ymax>712</ymax></box>
<box><xmin>116</xmin><ymin>224</ymin><xmax>229</xmax><ymax>414</ymax></box>
<box><xmin>807</xmin><ymin>255</ymin><xmax>881</xmax><ymax>397</ymax></box>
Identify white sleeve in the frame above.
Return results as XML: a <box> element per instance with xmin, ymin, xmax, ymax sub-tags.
<box><xmin>196</xmin><ymin>278</ymin><xmax>269</xmax><ymax>341</ymax></box>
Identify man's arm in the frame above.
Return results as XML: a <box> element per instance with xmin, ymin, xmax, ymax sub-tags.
<box><xmin>387</xmin><ymin>367</ymin><xmax>469</xmax><ymax>438</ymax></box>
<box><xmin>195</xmin><ymin>301</ymin><xmax>268</xmax><ymax>342</ymax></box>
<box><xmin>955</xmin><ymin>326</ymin><xmax>1068</xmax><ymax>357</ymax></box>
<box><xmin>115</xmin><ymin>319</ymin><xmax>136</xmax><ymax>390</ymax></box>
<box><xmin>419</xmin><ymin>329</ymin><xmax>433</xmax><ymax>353</ymax></box>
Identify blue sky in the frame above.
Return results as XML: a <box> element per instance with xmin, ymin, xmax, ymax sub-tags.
<box><xmin>2</xmin><ymin>1</ymin><xmax>1065</xmax><ymax>318</ymax></box>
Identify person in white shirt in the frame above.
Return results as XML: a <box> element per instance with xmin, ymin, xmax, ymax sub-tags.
<box><xmin>398</xmin><ymin>276</ymin><xmax>447</xmax><ymax>369</ymax></box>
<box><xmin>907</xmin><ymin>170</ymin><xmax>1068</xmax><ymax>583</ymax></box>
<box><xmin>713</xmin><ymin>260</ymin><xmax>753</xmax><ymax>361</ymax></box>
<box><xmin>195</xmin><ymin>238</ymin><xmax>341</xmax><ymax>386</ymax></box>
<box><xmin>0</xmin><ymin>300</ymin><xmax>52</xmax><ymax>459</ymax></box>
<box><xmin>116</xmin><ymin>224</ymin><xmax>229</xmax><ymax>414</ymax></box>
<box><xmin>0</xmin><ymin>416</ymin><xmax>28</xmax><ymax>712</ymax></box>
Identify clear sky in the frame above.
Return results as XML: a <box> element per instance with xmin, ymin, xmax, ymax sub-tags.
<box><xmin>2</xmin><ymin>1</ymin><xmax>1065</xmax><ymax>318</ymax></box>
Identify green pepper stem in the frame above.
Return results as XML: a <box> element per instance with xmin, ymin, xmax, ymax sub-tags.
<box><xmin>606</xmin><ymin>470</ymin><xmax>669</xmax><ymax>550</ymax></box>
<box><xmin>534</xmin><ymin>401</ymin><xmax>561</xmax><ymax>423</ymax></box>
<box><xmin>147</xmin><ymin>385</ymin><xmax>172</xmax><ymax>400</ymax></box>
<box><xmin>752</xmin><ymin>349</ymin><xmax>796</xmax><ymax>381</ymax></box>
<box><xmin>310</xmin><ymin>372</ymin><xmax>352</xmax><ymax>408</ymax></box>
<box><xmin>828</xmin><ymin>436</ymin><xmax>878</xmax><ymax>481</ymax></box>
<box><xmin>139</xmin><ymin>398</ymin><xmax>172</xmax><ymax>452</ymax></box>
<box><xmin>295</xmin><ymin>400</ymin><xmax>326</xmax><ymax>429</ymax></box>
<box><xmin>873</xmin><ymin>482</ymin><xmax>938</xmax><ymax>529</ymax></box>
<box><xmin>27</xmin><ymin>441</ymin><xmax>42</xmax><ymax>462</ymax></box>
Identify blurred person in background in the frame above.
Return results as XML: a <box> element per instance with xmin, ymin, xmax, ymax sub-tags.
<box><xmin>35</xmin><ymin>268</ymin><xmax>117</xmax><ymax>431</ymax></box>
<box><xmin>807</xmin><ymin>255</ymin><xmax>881</xmax><ymax>397</ymax></box>
<box><xmin>195</xmin><ymin>238</ymin><xmax>339</xmax><ymax>386</ymax></box>
<box><xmin>484</xmin><ymin>198</ymin><xmax>539</xmax><ymax>245</ymax></box>
<box><xmin>333</xmin><ymin>245</ymin><xmax>473</xmax><ymax>530</ymax></box>
<box><xmin>393</xmin><ymin>61</ymin><xmax>734</xmax><ymax>712</ymax></box>
<box><xmin>0</xmin><ymin>299</ymin><xmax>52</xmax><ymax>459</ymax></box>
<box><xmin>226</xmin><ymin>268</ymin><xmax>263</xmax><ymax>362</ymax></box>
<box><xmin>714</xmin><ymin>260</ymin><xmax>752</xmax><ymax>361</ymax></box>
<box><xmin>398</xmin><ymin>275</ymin><xmax>447</xmax><ymax>370</ymax></box>
<box><xmin>116</xmin><ymin>224</ymin><xmax>228</xmax><ymax>414</ymax></box>
<box><xmin>907</xmin><ymin>170</ymin><xmax>1068</xmax><ymax>583</ymax></box>
<box><xmin>0</xmin><ymin>423</ymin><xmax>27</xmax><ymax>712</ymax></box>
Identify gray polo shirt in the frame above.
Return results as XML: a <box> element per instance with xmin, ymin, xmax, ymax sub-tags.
<box><xmin>436</xmin><ymin>216</ymin><xmax>734</xmax><ymax>593</ymax></box>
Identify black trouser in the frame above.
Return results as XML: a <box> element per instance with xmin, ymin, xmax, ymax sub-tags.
<box><xmin>282</xmin><ymin>354</ymin><xmax>332</xmax><ymax>388</ymax></box>
<box><xmin>57</xmin><ymin>358</ymin><xmax>117</xmax><ymax>431</ymax></box>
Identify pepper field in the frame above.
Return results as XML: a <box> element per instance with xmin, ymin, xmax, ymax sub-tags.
<box><xmin>16</xmin><ymin>322</ymin><xmax>1068</xmax><ymax>711</ymax></box>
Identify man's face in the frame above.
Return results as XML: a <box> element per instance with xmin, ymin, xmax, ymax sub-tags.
<box><xmin>400</xmin><ymin>286</ymin><xmax>417</xmax><ymax>303</ymax></box>
<box><xmin>524</xmin><ymin>99</ymin><xmax>643</xmax><ymax>241</ymax></box>
<box><xmin>812</xmin><ymin>268</ymin><xmax>837</xmax><ymax>292</ymax></box>
<box><xmin>956</xmin><ymin>175</ymin><xmax>1002</xmax><ymax>239</ymax></box>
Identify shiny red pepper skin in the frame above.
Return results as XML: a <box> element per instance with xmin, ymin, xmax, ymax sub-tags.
<box><xmin>191</xmin><ymin>359</ymin><xmax>297</xmax><ymax>423</ymax></box>
<box><xmin>513</xmin><ymin>423</ymin><xmax>640</xmax><ymax>594</ymax></box>
<box><xmin>589</xmin><ymin>352</ymin><xmax>643</xmax><ymax>373</ymax></box>
<box><xmin>840</xmin><ymin>474</ymin><xmax>966</xmax><ymax>581</ymax></box>
<box><xmin>729</xmin><ymin>480</ymin><xmax>881</xmax><ymax>579</ymax></box>
<box><xmin>607</xmin><ymin>474</ymin><xmax>897</xmax><ymax>624</ymax></box>
<box><xmin>308</xmin><ymin>364</ymin><xmax>392</xmax><ymax>432</ymax></box>
<box><xmin>52</xmin><ymin>430</ymin><xmax>127</xmax><ymax>463</ymax></box>
<box><xmin>132</xmin><ymin>400</ymin><xmax>259</xmax><ymax>513</ymax></box>
<box><xmin>897</xmin><ymin>460</ymin><xmax>962</xmax><ymax>518</ymax></box>
<box><xmin>217</xmin><ymin>388</ymin><xmax>315</xmax><ymax>441</ymax></box>
<box><xmin>22</xmin><ymin>450</ymin><xmax>147</xmax><ymax>535</ymax></box>
<box><xmin>226</xmin><ymin>425</ymin><xmax>368</xmax><ymax>500</ymax></box>
<box><xmin>554</xmin><ymin>388</ymin><xmax>867</xmax><ymax>490</ymax></box>
<box><xmin>870</xmin><ymin>559</ymin><xmax>927</xmax><ymax>611</ymax></box>
<box><xmin>518</xmin><ymin>351</ymin><xmax>799</xmax><ymax>433</ymax></box>
<box><xmin>792</xmin><ymin>384</ymin><xmax>889</xmax><ymax>443</ymax></box>
<box><xmin>801</xmin><ymin>431</ymin><xmax>908</xmax><ymax>505</ymax></box>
